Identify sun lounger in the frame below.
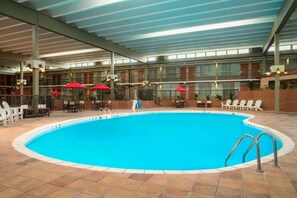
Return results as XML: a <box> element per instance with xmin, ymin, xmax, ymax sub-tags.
<box><xmin>221</xmin><ymin>99</ymin><xmax>231</xmax><ymax>109</ymax></box>
<box><xmin>242</xmin><ymin>100</ymin><xmax>254</xmax><ymax>110</ymax></box>
<box><xmin>229</xmin><ymin>99</ymin><xmax>239</xmax><ymax>109</ymax></box>
<box><xmin>235</xmin><ymin>100</ymin><xmax>246</xmax><ymax>110</ymax></box>
<box><xmin>250</xmin><ymin>100</ymin><xmax>263</xmax><ymax>111</ymax></box>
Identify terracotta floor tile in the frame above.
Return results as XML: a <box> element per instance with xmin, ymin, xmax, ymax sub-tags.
<box><xmin>167</xmin><ymin>178</ymin><xmax>194</xmax><ymax>191</ymax></box>
<box><xmin>147</xmin><ymin>175</ymin><xmax>170</xmax><ymax>185</ymax></box>
<box><xmin>244</xmin><ymin>191</ymin><xmax>271</xmax><ymax>198</ymax></box>
<box><xmin>220</xmin><ymin>170</ymin><xmax>242</xmax><ymax>181</ymax></box>
<box><xmin>161</xmin><ymin>187</ymin><xmax>189</xmax><ymax>197</ymax></box>
<box><xmin>118</xmin><ymin>178</ymin><xmax>144</xmax><ymax>191</ymax></box>
<box><xmin>67</xmin><ymin>169</ymin><xmax>93</xmax><ymax>179</ymax></box>
<box><xmin>129</xmin><ymin>174</ymin><xmax>153</xmax><ymax>182</ymax></box>
<box><xmin>242</xmin><ymin>181</ymin><xmax>270</xmax><ymax>195</ymax></box>
<box><xmin>16</xmin><ymin>193</ymin><xmax>40</xmax><ymax>198</ymax></box>
<box><xmin>35</xmin><ymin>171</ymin><xmax>64</xmax><ymax>183</ymax></box>
<box><xmin>98</xmin><ymin>175</ymin><xmax>127</xmax><ymax>186</ymax></box>
<box><xmin>82</xmin><ymin>172</ymin><xmax>107</xmax><ymax>182</ymax></box>
<box><xmin>191</xmin><ymin>182</ymin><xmax>217</xmax><ymax>196</ymax></box>
<box><xmin>194</xmin><ymin>174</ymin><xmax>220</xmax><ymax>185</ymax></box>
<box><xmin>242</xmin><ymin>173</ymin><xmax>266</xmax><ymax>184</ymax></box>
<box><xmin>14</xmin><ymin>179</ymin><xmax>43</xmax><ymax>192</ymax></box>
<box><xmin>266</xmin><ymin>175</ymin><xmax>294</xmax><ymax>189</ymax></box>
<box><xmin>50</xmin><ymin>175</ymin><xmax>78</xmax><ymax>187</ymax></box>
<box><xmin>66</xmin><ymin>179</ymin><xmax>95</xmax><ymax>193</ymax></box>
<box><xmin>130</xmin><ymin>191</ymin><xmax>156</xmax><ymax>198</ymax></box>
<box><xmin>0</xmin><ymin>188</ymin><xmax>23</xmax><ymax>198</ymax></box>
<box><xmin>219</xmin><ymin>177</ymin><xmax>242</xmax><ymax>190</ymax></box>
<box><xmin>45</xmin><ymin>188</ymin><xmax>79</xmax><ymax>198</ymax></box>
<box><xmin>74</xmin><ymin>193</ymin><xmax>98</xmax><ymax>198</ymax></box>
<box><xmin>269</xmin><ymin>185</ymin><xmax>297</xmax><ymax>198</ymax></box>
<box><xmin>216</xmin><ymin>186</ymin><xmax>242</xmax><ymax>198</ymax></box>
<box><xmin>103</xmin><ymin>187</ymin><xmax>134</xmax><ymax>198</ymax></box>
<box><xmin>138</xmin><ymin>182</ymin><xmax>165</xmax><ymax>196</ymax></box>
<box><xmin>28</xmin><ymin>183</ymin><xmax>61</xmax><ymax>197</ymax></box>
<box><xmin>188</xmin><ymin>192</ymin><xmax>215</xmax><ymax>198</ymax></box>
<box><xmin>84</xmin><ymin>183</ymin><xmax>113</xmax><ymax>197</ymax></box>
<box><xmin>0</xmin><ymin>172</ymin><xmax>16</xmax><ymax>182</ymax></box>
<box><xmin>0</xmin><ymin>175</ymin><xmax>30</xmax><ymax>188</ymax></box>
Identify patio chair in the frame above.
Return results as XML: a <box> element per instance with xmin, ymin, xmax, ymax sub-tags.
<box><xmin>62</xmin><ymin>100</ymin><xmax>68</xmax><ymax>112</ymax></box>
<box><xmin>79</xmin><ymin>101</ymin><xmax>85</xmax><ymax>112</ymax></box>
<box><xmin>242</xmin><ymin>100</ymin><xmax>254</xmax><ymax>110</ymax></box>
<box><xmin>235</xmin><ymin>100</ymin><xmax>246</xmax><ymax>110</ymax></box>
<box><xmin>0</xmin><ymin>107</ymin><xmax>7</xmax><ymax>126</ymax></box>
<box><xmin>106</xmin><ymin>100</ymin><xmax>112</xmax><ymax>110</ymax></box>
<box><xmin>250</xmin><ymin>100</ymin><xmax>263</xmax><ymax>111</ymax></box>
<box><xmin>221</xmin><ymin>99</ymin><xmax>231</xmax><ymax>109</ymax></box>
<box><xmin>1</xmin><ymin>101</ymin><xmax>19</xmax><ymax>123</ymax></box>
<box><xmin>229</xmin><ymin>99</ymin><xmax>239</xmax><ymax>109</ymax></box>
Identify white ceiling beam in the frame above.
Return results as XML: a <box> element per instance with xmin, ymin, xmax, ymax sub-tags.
<box><xmin>0</xmin><ymin>0</ymin><xmax>146</xmax><ymax>62</ymax></box>
<box><xmin>262</xmin><ymin>0</ymin><xmax>297</xmax><ymax>54</ymax></box>
<box><xmin>36</xmin><ymin>0</ymin><xmax>73</xmax><ymax>11</ymax></box>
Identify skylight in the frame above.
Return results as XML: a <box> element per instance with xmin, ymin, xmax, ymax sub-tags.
<box><xmin>132</xmin><ymin>16</ymin><xmax>275</xmax><ymax>40</ymax></box>
<box><xmin>39</xmin><ymin>48</ymin><xmax>102</xmax><ymax>58</ymax></box>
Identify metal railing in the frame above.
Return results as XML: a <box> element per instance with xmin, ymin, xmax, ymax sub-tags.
<box><xmin>225</xmin><ymin>131</ymin><xmax>279</xmax><ymax>172</ymax></box>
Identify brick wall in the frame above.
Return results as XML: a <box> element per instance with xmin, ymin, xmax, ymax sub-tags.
<box><xmin>238</xmin><ymin>90</ymin><xmax>297</xmax><ymax>112</ymax></box>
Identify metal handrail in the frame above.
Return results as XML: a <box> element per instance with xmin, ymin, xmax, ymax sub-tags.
<box><xmin>225</xmin><ymin>134</ymin><xmax>262</xmax><ymax>172</ymax></box>
<box><xmin>104</xmin><ymin>108</ymin><xmax>112</xmax><ymax>116</ymax></box>
<box><xmin>243</xmin><ymin>131</ymin><xmax>279</xmax><ymax>167</ymax></box>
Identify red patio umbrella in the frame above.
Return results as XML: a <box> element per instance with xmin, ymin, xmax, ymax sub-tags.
<box><xmin>63</xmin><ymin>81</ymin><xmax>87</xmax><ymax>100</ymax></box>
<box><xmin>173</xmin><ymin>86</ymin><xmax>186</xmax><ymax>92</ymax></box>
<box><xmin>91</xmin><ymin>84</ymin><xmax>111</xmax><ymax>90</ymax></box>
<box><xmin>63</xmin><ymin>81</ymin><xmax>87</xmax><ymax>89</ymax></box>
<box><xmin>51</xmin><ymin>90</ymin><xmax>61</xmax><ymax>95</ymax></box>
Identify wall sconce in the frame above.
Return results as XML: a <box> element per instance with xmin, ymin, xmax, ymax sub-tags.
<box><xmin>142</xmin><ymin>80</ymin><xmax>151</xmax><ymax>87</ymax></box>
<box><xmin>286</xmin><ymin>57</ymin><xmax>290</xmax><ymax>65</ymax></box>
<box><xmin>106</xmin><ymin>74</ymin><xmax>118</xmax><ymax>82</ymax></box>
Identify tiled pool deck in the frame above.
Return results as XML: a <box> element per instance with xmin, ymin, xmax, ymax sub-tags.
<box><xmin>0</xmin><ymin>108</ymin><xmax>296</xmax><ymax>198</ymax></box>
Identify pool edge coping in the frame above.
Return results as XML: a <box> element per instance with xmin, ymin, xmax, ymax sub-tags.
<box><xmin>12</xmin><ymin>110</ymin><xmax>295</xmax><ymax>174</ymax></box>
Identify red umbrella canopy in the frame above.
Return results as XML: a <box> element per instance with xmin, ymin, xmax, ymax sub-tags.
<box><xmin>63</xmin><ymin>81</ymin><xmax>87</xmax><ymax>89</ymax></box>
<box><xmin>91</xmin><ymin>84</ymin><xmax>111</xmax><ymax>90</ymax></box>
<box><xmin>173</xmin><ymin>86</ymin><xmax>187</xmax><ymax>92</ymax></box>
<box><xmin>51</xmin><ymin>90</ymin><xmax>61</xmax><ymax>95</ymax></box>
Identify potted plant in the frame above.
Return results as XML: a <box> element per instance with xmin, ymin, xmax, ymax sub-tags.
<box><xmin>206</xmin><ymin>94</ymin><xmax>211</xmax><ymax>101</ymax></box>
<box><xmin>194</xmin><ymin>93</ymin><xmax>198</xmax><ymax>100</ymax></box>
<box><xmin>215</xmin><ymin>94</ymin><xmax>222</xmax><ymax>101</ymax></box>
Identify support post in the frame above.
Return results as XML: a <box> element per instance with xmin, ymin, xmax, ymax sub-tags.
<box><xmin>274</xmin><ymin>34</ymin><xmax>280</xmax><ymax>113</ymax></box>
<box><xmin>110</xmin><ymin>51</ymin><xmax>115</xmax><ymax>100</ymax></box>
<box><xmin>32</xmin><ymin>25</ymin><xmax>39</xmax><ymax>108</ymax></box>
<box><xmin>20</xmin><ymin>61</ymin><xmax>24</xmax><ymax>105</ymax></box>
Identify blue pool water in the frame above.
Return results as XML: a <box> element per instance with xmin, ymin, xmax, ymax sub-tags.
<box><xmin>26</xmin><ymin>112</ymin><xmax>283</xmax><ymax>170</ymax></box>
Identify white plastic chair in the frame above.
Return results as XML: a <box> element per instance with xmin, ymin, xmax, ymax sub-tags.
<box><xmin>235</xmin><ymin>100</ymin><xmax>246</xmax><ymax>110</ymax></box>
<box><xmin>1</xmin><ymin>101</ymin><xmax>19</xmax><ymax>123</ymax></box>
<box><xmin>250</xmin><ymin>100</ymin><xmax>263</xmax><ymax>111</ymax></box>
<box><xmin>0</xmin><ymin>107</ymin><xmax>7</xmax><ymax>126</ymax></box>
<box><xmin>221</xmin><ymin>99</ymin><xmax>231</xmax><ymax>109</ymax></box>
<box><xmin>242</xmin><ymin>100</ymin><xmax>254</xmax><ymax>110</ymax></box>
<box><xmin>229</xmin><ymin>99</ymin><xmax>239</xmax><ymax>109</ymax></box>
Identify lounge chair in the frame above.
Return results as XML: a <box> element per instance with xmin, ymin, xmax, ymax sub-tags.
<box><xmin>235</xmin><ymin>100</ymin><xmax>246</xmax><ymax>110</ymax></box>
<box><xmin>242</xmin><ymin>100</ymin><xmax>254</xmax><ymax>110</ymax></box>
<box><xmin>221</xmin><ymin>99</ymin><xmax>231</xmax><ymax>109</ymax></box>
<box><xmin>250</xmin><ymin>100</ymin><xmax>263</xmax><ymax>111</ymax></box>
<box><xmin>1</xmin><ymin>101</ymin><xmax>19</xmax><ymax>123</ymax></box>
<box><xmin>229</xmin><ymin>99</ymin><xmax>239</xmax><ymax>109</ymax></box>
<box><xmin>0</xmin><ymin>107</ymin><xmax>7</xmax><ymax>126</ymax></box>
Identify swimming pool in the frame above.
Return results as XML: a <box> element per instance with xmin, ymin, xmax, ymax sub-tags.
<box><xmin>15</xmin><ymin>111</ymin><xmax>291</xmax><ymax>173</ymax></box>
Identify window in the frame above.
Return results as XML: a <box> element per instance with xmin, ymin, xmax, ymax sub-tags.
<box><xmin>268</xmin><ymin>46</ymin><xmax>275</xmax><ymax>52</ymax></box>
<box><xmin>216</xmin><ymin>51</ymin><xmax>226</xmax><ymax>56</ymax></box>
<box><xmin>293</xmin><ymin>45</ymin><xmax>297</xmax><ymax>50</ymax></box>
<box><xmin>186</xmin><ymin>53</ymin><xmax>195</xmax><ymax>58</ymax></box>
<box><xmin>148</xmin><ymin>57</ymin><xmax>156</xmax><ymax>61</ymax></box>
<box><xmin>87</xmin><ymin>62</ymin><xmax>94</xmax><ymax>66</ymax></box>
<box><xmin>115</xmin><ymin>59</ymin><xmax>123</xmax><ymax>64</ymax></box>
<box><xmin>168</xmin><ymin>55</ymin><xmax>177</xmax><ymax>60</ymax></box>
<box><xmin>76</xmin><ymin>63</ymin><xmax>82</xmax><ymax>67</ymax></box>
<box><xmin>206</xmin><ymin>51</ymin><xmax>215</xmax><ymax>57</ymax></box>
<box><xmin>123</xmin><ymin>59</ymin><xmax>130</xmax><ymax>63</ymax></box>
<box><xmin>131</xmin><ymin>59</ymin><xmax>137</xmax><ymax>63</ymax></box>
<box><xmin>280</xmin><ymin>45</ymin><xmax>291</xmax><ymax>51</ymax></box>
<box><xmin>177</xmin><ymin>54</ymin><xmax>186</xmax><ymax>59</ymax></box>
<box><xmin>82</xmin><ymin>63</ymin><xmax>88</xmax><ymax>66</ymax></box>
<box><xmin>196</xmin><ymin>52</ymin><xmax>205</xmax><ymax>57</ymax></box>
<box><xmin>238</xmin><ymin>49</ymin><xmax>249</xmax><ymax>54</ymax></box>
<box><xmin>103</xmin><ymin>61</ymin><xmax>110</xmax><ymax>65</ymax></box>
<box><xmin>227</xmin><ymin>50</ymin><xmax>237</xmax><ymax>55</ymax></box>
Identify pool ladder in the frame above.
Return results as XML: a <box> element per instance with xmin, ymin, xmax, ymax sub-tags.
<box><xmin>99</xmin><ymin>108</ymin><xmax>113</xmax><ymax>118</ymax></box>
<box><xmin>225</xmin><ymin>131</ymin><xmax>279</xmax><ymax>172</ymax></box>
